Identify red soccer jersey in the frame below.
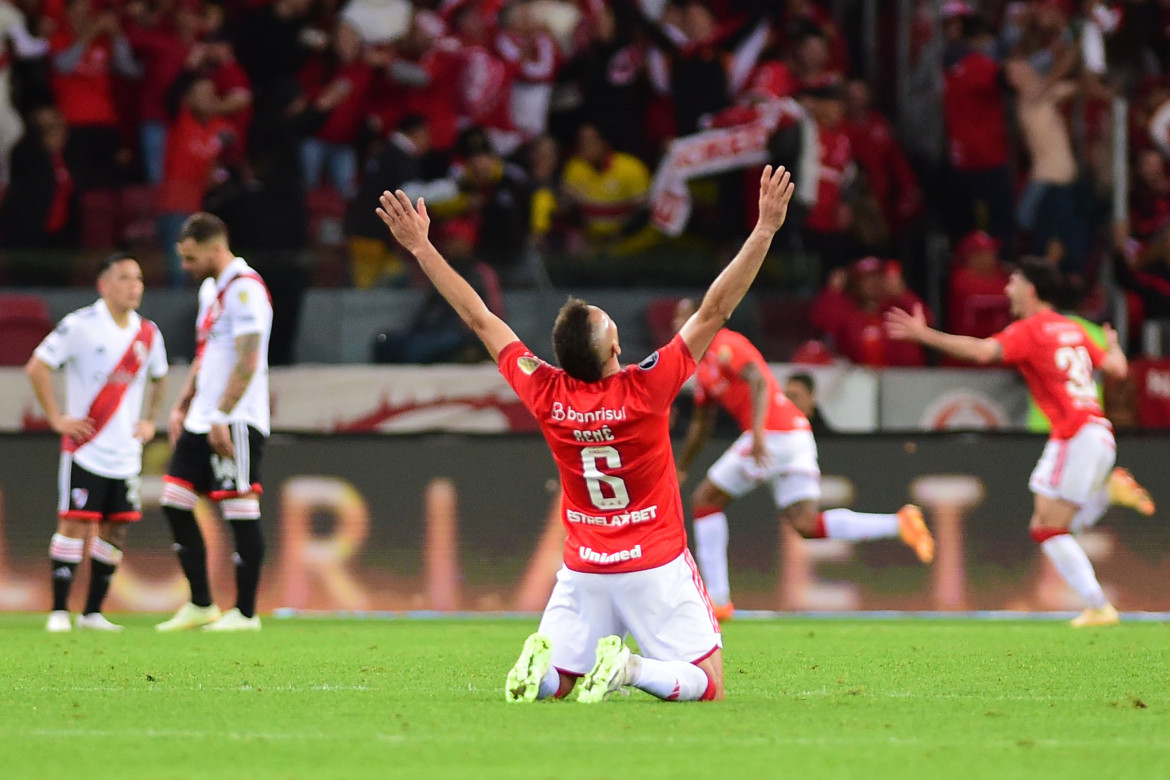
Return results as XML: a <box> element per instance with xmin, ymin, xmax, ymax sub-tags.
<box><xmin>694</xmin><ymin>329</ymin><xmax>808</xmax><ymax>433</ymax></box>
<box><xmin>993</xmin><ymin>309</ymin><xmax>1109</xmax><ymax>440</ymax></box>
<box><xmin>498</xmin><ymin>335</ymin><xmax>695</xmax><ymax>574</ymax></box>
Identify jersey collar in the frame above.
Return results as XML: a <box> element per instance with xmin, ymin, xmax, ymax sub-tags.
<box><xmin>95</xmin><ymin>297</ymin><xmax>139</xmax><ymax>332</ymax></box>
<box><xmin>214</xmin><ymin>257</ymin><xmax>250</xmax><ymax>291</ymax></box>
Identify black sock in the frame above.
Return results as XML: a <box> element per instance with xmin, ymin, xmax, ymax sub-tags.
<box><xmin>50</xmin><ymin>559</ymin><xmax>79</xmax><ymax>611</ymax></box>
<box><xmin>229</xmin><ymin>520</ymin><xmax>265</xmax><ymax>618</ymax></box>
<box><xmin>84</xmin><ymin>550</ymin><xmax>118</xmax><ymax>615</ymax></box>
<box><xmin>164</xmin><ymin>506</ymin><xmax>212</xmax><ymax>607</ymax></box>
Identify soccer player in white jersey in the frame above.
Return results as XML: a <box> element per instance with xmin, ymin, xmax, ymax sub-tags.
<box><xmin>26</xmin><ymin>253</ymin><xmax>168</xmax><ymax>632</ymax></box>
<box><xmin>156</xmin><ymin>213</ymin><xmax>273</xmax><ymax>632</ymax></box>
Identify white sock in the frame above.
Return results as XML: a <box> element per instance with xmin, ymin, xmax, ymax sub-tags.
<box><xmin>1041</xmin><ymin>534</ymin><xmax>1108</xmax><ymax>609</ymax></box>
<box><xmin>536</xmin><ymin>665</ymin><xmax>561</xmax><ymax>700</ymax></box>
<box><xmin>821</xmin><ymin>508</ymin><xmax>899</xmax><ymax>541</ymax></box>
<box><xmin>1070</xmin><ymin>488</ymin><xmax>1110</xmax><ymax>533</ymax></box>
<box><xmin>693</xmin><ymin>512</ymin><xmax>730</xmax><ymax>604</ymax></box>
<box><xmin>628</xmin><ymin>655</ymin><xmax>710</xmax><ymax>702</ymax></box>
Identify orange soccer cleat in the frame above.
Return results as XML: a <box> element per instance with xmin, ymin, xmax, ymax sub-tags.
<box><xmin>1107</xmin><ymin>468</ymin><xmax>1155</xmax><ymax>516</ymax></box>
<box><xmin>711</xmin><ymin>602</ymin><xmax>735</xmax><ymax>622</ymax></box>
<box><xmin>898</xmin><ymin>504</ymin><xmax>934</xmax><ymax>564</ymax></box>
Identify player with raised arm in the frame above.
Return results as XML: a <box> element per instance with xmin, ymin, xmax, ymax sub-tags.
<box><xmin>672</xmin><ymin>298</ymin><xmax>933</xmax><ymax>621</ymax></box>
<box><xmin>27</xmin><ymin>253</ymin><xmax>168</xmax><ymax>632</ymax></box>
<box><xmin>378</xmin><ymin>165</ymin><xmax>795</xmax><ymax>703</ymax></box>
<box><xmin>886</xmin><ymin>257</ymin><xmax>1154</xmax><ymax>627</ymax></box>
<box><xmin>156</xmin><ymin>213</ymin><xmax>273</xmax><ymax>632</ymax></box>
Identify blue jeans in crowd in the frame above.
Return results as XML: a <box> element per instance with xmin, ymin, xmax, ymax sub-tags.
<box><xmin>300</xmin><ymin>138</ymin><xmax>358</xmax><ymax>198</ymax></box>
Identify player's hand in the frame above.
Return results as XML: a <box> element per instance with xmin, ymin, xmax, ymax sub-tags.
<box><xmin>756</xmin><ymin>165</ymin><xmax>795</xmax><ymax>235</ymax></box>
<box><xmin>1104</xmin><ymin>322</ymin><xmax>1121</xmax><ymax>352</ymax></box>
<box><xmin>133</xmin><ymin>419</ymin><xmax>156</xmax><ymax>444</ymax></box>
<box><xmin>377</xmin><ymin>189</ymin><xmax>431</xmax><ymax>254</ymax></box>
<box><xmin>749</xmin><ymin>435</ymin><xmax>770</xmax><ymax>470</ymax></box>
<box><xmin>53</xmin><ymin>415</ymin><xmax>95</xmax><ymax>443</ymax></box>
<box><xmin>168</xmin><ymin>408</ymin><xmax>186</xmax><ymax>446</ymax></box>
<box><xmin>209</xmin><ymin>422</ymin><xmax>235</xmax><ymax>459</ymax></box>
<box><xmin>885</xmin><ymin>304</ymin><xmax>928</xmax><ymax>342</ymax></box>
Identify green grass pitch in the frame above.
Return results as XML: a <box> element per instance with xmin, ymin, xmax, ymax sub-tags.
<box><xmin>2</xmin><ymin>615</ymin><xmax>1168</xmax><ymax>779</ymax></box>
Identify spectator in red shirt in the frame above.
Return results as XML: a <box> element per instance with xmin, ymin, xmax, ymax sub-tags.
<box><xmin>940</xmin><ymin>1</ymin><xmax>1013</xmax><ymax>251</ymax></box>
<box><xmin>157</xmin><ymin>72</ymin><xmax>234</xmax><ymax>285</ymax></box>
<box><xmin>50</xmin><ymin>0</ymin><xmax>142</xmax><ymax>191</ymax></box>
<box><xmin>191</xmin><ymin>34</ymin><xmax>253</xmax><ymax>168</ymax></box>
<box><xmin>811</xmin><ymin>256</ymin><xmax>929</xmax><ymax>367</ymax></box>
<box><xmin>0</xmin><ymin>105</ymin><xmax>77</xmax><ymax>258</ymax></box>
<box><xmin>1130</xmin><ymin>148</ymin><xmax>1170</xmax><ymax>242</ymax></box>
<box><xmin>797</xmin><ymin>78</ymin><xmax>856</xmax><ymax>277</ymax></box>
<box><xmin>297</xmin><ymin>20</ymin><xmax>372</xmax><ymax>198</ymax></box>
<box><xmin>947</xmin><ymin>230</ymin><xmax>1012</xmax><ymax>340</ymax></box>
<box><xmin>125</xmin><ymin>0</ymin><xmax>203</xmax><ymax>184</ymax></box>
<box><xmin>842</xmin><ymin>79</ymin><xmax>922</xmax><ymax>245</ymax></box>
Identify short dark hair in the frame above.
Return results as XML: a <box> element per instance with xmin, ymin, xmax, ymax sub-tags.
<box><xmin>787</xmin><ymin>372</ymin><xmax>815</xmax><ymax>395</ymax></box>
<box><xmin>178</xmin><ymin>212</ymin><xmax>229</xmax><ymax>245</ymax></box>
<box><xmin>1014</xmin><ymin>256</ymin><xmax>1062</xmax><ymax>306</ymax></box>
<box><xmin>553</xmin><ymin>297</ymin><xmax>604</xmax><ymax>382</ymax></box>
<box><xmin>398</xmin><ymin>113</ymin><xmax>427</xmax><ymax>136</ymax></box>
<box><xmin>97</xmin><ymin>252</ymin><xmax>135</xmax><ymax>279</ymax></box>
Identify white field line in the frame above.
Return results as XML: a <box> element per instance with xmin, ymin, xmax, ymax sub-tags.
<box><xmin>3</xmin><ymin>729</ymin><xmax>1168</xmax><ymax>749</ymax></box>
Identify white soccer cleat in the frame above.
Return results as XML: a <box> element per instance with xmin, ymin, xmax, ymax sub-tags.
<box><xmin>577</xmin><ymin>635</ymin><xmax>632</xmax><ymax>703</ymax></box>
<box><xmin>76</xmin><ymin>613</ymin><xmax>124</xmax><ymax>632</ymax></box>
<box><xmin>505</xmin><ymin>632</ymin><xmax>553</xmax><ymax>703</ymax></box>
<box><xmin>203</xmin><ymin>608</ymin><xmax>261</xmax><ymax>632</ymax></box>
<box><xmin>46</xmin><ymin>610</ymin><xmax>72</xmax><ymax>633</ymax></box>
<box><xmin>156</xmin><ymin>602</ymin><xmax>222</xmax><ymax>632</ymax></box>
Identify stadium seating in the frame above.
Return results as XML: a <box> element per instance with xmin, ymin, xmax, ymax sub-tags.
<box><xmin>0</xmin><ymin>292</ymin><xmax>53</xmax><ymax>365</ymax></box>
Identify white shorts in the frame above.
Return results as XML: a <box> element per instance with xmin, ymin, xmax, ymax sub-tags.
<box><xmin>538</xmin><ymin>551</ymin><xmax>722</xmax><ymax>676</ymax></box>
<box><xmin>707</xmin><ymin>429</ymin><xmax>821</xmax><ymax>509</ymax></box>
<box><xmin>1028</xmin><ymin>421</ymin><xmax>1115</xmax><ymax>505</ymax></box>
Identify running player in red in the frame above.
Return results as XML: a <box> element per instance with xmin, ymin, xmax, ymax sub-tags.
<box><xmin>672</xmin><ymin>298</ymin><xmax>933</xmax><ymax>620</ymax></box>
<box><xmin>377</xmin><ymin>165</ymin><xmax>795</xmax><ymax>703</ymax></box>
<box><xmin>886</xmin><ymin>257</ymin><xmax>1154</xmax><ymax>627</ymax></box>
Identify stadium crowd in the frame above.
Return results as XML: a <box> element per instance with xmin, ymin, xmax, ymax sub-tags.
<box><xmin>0</xmin><ymin>0</ymin><xmax>1168</xmax><ymax>369</ymax></box>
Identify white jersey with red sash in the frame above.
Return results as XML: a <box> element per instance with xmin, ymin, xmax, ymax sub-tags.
<box><xmin>33</xmin><ymin>299</ymin><xmax>168</xmax><ymax>479</ymax></box>
<box><xmin>186</xmin><ymin>257</ymin><xmax>273</xmax><ymax>436</ymax></box>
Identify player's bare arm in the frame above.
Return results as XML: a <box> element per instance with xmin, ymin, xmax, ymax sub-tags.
<box><xmin>1099</xmin><ymin>323</ymin><xmax>1128</xmax><ymax>380</ymax></box>
<box><xmin>135</xmin><ymin>374</ymin><xmax>167</xmax><ymax>444</ymax></box>
<box><xmin>24</xmin><ymin>355</ymin><xmax>95</xmax><ymax>442</ymax></box>
<box><xmin>377</xmin><ymin>189</ymin><xmax>519</xmax><ymax>361</ymax></box>
<box><xmin>209</xmin><ymin>332</ymin><xmax>261</xmax><ymax>459</ymax></box>
<box><xmin>740</xmin><ymin>361</ymin><xmax>771</xmax><ymax>468</ymax></box>
<box><xmin>885</xmin><ymin>304</ymin><xmax>1003</xmax><ymax>365</ymax></box>
<box><xmin>169</xmin><ymin>357</ymin><xmax>200</xmax><ymax>446</ymax></box>
<box><xmin>676</xmin><ymin>404</ymin><xmax>717</xmax><ymax>483</ymax></box>
<box><xmin>680</xmin><ymin>165</ymin><xmax>795</xmax><ymax>361</ymax></box>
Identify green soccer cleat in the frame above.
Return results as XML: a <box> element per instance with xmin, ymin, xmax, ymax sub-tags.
<box><xmin>505</xmin><ymin>632</ymin><xmax>553</xmax><ymax>703</ymax></box>
<box><xmin>156</xmin><ymin>602</ymin><xmax>222</xmax><ymax>632</ymax></box>
<box><xmin>577</xmin><ymin>635</ymin><xmax>632</xmax><ymax>704</ymax></box>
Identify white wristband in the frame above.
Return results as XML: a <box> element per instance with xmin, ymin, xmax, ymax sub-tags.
<box><xmin>208</xmin><ymin>409</ymin><xmax>230</xmax><ymax>425</ymax></box>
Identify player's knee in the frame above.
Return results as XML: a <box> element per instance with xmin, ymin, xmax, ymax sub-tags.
<box><xmin>99</xmin><ymin>523</ymin><xmax>128</xmax><ymax>548</ymax></box>
<box><xmin>692</xmin><ymin>481</ymin><xmax>725</xmax><ymax>511</ymax></box>
<box><xmin>553</xmin><ymin>672</ymin><xmax>578</xmax><ymax>699</ymax></box>
<box><xmin>785</xmin><ymin>506</ymin><xmax>820</xmax><ymax>538</ymax></box>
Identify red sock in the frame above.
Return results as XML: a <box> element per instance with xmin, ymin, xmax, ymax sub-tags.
<box><xmin>811</xmin><ymin>513</ymin><xmax>827</xmax><ymax>539</ymax></box>
<box><xmin>1030</xmin><ymin>527</ymin><xmax>1068</xmax><ymax>545</ymax></box>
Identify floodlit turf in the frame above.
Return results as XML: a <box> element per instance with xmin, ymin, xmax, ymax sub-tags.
<box><xmin>2</xmin><ymin>616</ymin><xmax>1168</xmax><ymax>779</ymax></box>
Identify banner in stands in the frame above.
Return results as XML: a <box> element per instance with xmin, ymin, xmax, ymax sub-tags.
<box><xmin>7</xmin><ymin>362</ymin><xmax>1164</xmax><ymax>434</ymax></box>
<box><xmin>880</xmin><ymin>369</ymin><xmax>1032</xmax><ymax>431</ymax></box>
<box><xmin>0</xmin><ymin>434</ymin><xmax>1166</xmax><ymax>614</ymax></box>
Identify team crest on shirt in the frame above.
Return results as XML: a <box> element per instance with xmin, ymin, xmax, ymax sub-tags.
<box><xmin>71</xmin><ymin>488</ymin><xmax>88</xmax><ymax>508</ymax></box>
<box><xmin>133</xmin><ymin>341</ymin><xmax>148</xmax><ymax>363</ymax></box>
<box><xmin>638</xmin><ymin>352</ymin><xmax>660</xmax><ymax>370</ymax></box>
<box><xmin>239</xmin><ymin>290</ymin><xmax>249</xmax><ymax>304</ymax></box>
<box><xmin>517</xmin><ymin>356</ymin><xmax>541</xmax><ymax>375</ymax></box>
